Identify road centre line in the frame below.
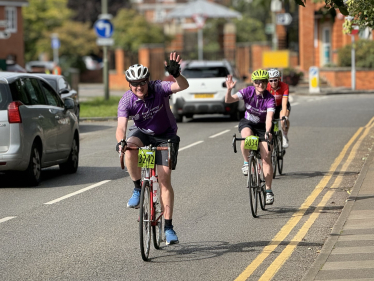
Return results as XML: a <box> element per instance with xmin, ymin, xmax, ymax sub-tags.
<box><xmin>44</xmin><ymin>180</ymin><xmax>111</xmax><ymax>205</ymax></box>
<box><xmin>179</xmin><ymin>141</ymin><xmax>204</xmax><ymax>152</ymax></box>
<box><xmin>234</xmin><ymin>124</ymin><xmax>364</xmax><ymax>281</ymax></box>
<box><xmin>258</xmin><ymin>120</ymin><xmax>374</xmax><ymax>280</ymax></box>
<box><xmin>0</xmin><ymin>216</ymin><xmax>16</xmax><ymax>224</ymax></box>
<box><xmin>209</xmin><ymin>130</ymin><xmax>231</xmax><ymax>138</ymax></box>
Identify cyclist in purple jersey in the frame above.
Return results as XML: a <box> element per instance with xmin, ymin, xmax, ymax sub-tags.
<box><xmin>116</xmin><ymin>52</ymin><xmax>189</xmax><ymax>245</ymax></box>
<box><xmin>225</xmin><ymin>69</ymin><xmax>276</xmax><ymax>205</ymax></box>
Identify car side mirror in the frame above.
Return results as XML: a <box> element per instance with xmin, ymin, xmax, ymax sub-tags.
<box><xmin>64</xmin><ymin>98</ymin><xmax>74</xmax><ymax>110</ymax></box>
<box><xmin>59</xmin><ymin>89</ymin><xmax>69</xmax><ymax>95</ymax></box>
<box><xmin>222</xmin><ymin>81</ymin><xmax>227</xmax><ymax>88</ymax></box>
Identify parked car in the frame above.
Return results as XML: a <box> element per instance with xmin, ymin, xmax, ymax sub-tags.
<box><xmin>169</xmin><ymin>60</ymin><xmax>245</xmax><ymax>122</ymax></box>
<box><xmin>0</xmin><ymin>72</ymin><xmax>80</xmax><ymax>186</ymax></box>
<box><xmin>36</xmin><ymin>74</ymin><xmax>80</xmax><ymax>121</ymax></box>
<box><xmin>25</xmin><ymin>61</ymin><xmax>55</xmax><ymax>73</ymax></box>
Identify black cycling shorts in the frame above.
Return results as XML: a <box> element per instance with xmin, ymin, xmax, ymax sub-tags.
<box><xmin>238</xmin><ymin>119</ymin><xmax>272</xmax><ymax>142</ymax></box>
<box><xmin>127</xmin><ymin>125</ymin><xmax>180</xmax><ymax>170</ymax></box>
<box><xmin>274</xmin><ymin>101</ymin><xmax>291</xmax><ymax>119</ymax></box>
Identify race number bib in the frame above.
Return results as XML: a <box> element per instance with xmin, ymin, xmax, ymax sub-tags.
<box><xmin>138</xmin><ymin>149</ymin><xmax>156</xmax><ymax>168</ymax></box>
<box><xmin>244</xmin><ymin>136</ymin><xmax>259</xmax><ymax>150</ymax></box>
<box><xmin>273</xmin><ymin>122</ymin><xmax>279</xmax><ymax>132</ymax></box>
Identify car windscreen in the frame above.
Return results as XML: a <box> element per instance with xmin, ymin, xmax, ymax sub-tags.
<box><xmin>0</xmin><ymin>83</ymin><xmax>11</xmax><ymax>110</ymax></box>
<box><xmin>44</xmin><ymin>79</ymin><xmax>57</xmax><ymax>92</ymax></box>
<box><xmin>181</xmin><ymin>67</ymin><xmax>230</xmax><ymax>78</ymax></box>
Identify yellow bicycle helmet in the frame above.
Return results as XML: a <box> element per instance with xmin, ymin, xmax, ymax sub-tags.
<box><xmin>251</xmin><ymin>69</ymin><xmax>269</xmax><ymax>81</ymax></box>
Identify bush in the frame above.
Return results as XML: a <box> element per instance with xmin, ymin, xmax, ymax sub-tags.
<box><xmin>281</xmin><ymin>68</ymin><xmax>304</xmax><ymax>86</ymax></box>
<box><xmin>338</xmin><ymin>39</ymin><xmax>374</xmax><ymax>68</ymax></box>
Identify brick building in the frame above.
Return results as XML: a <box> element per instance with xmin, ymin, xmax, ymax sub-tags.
<box><xmin>298</xmin><ymin>3</ymin><xmax>373</xmax><ymax>72</ymax></box>
<box><xmin>0</xmin><ymin>0</ymin><xmax>28</xmax><ymax>68</ymax></box>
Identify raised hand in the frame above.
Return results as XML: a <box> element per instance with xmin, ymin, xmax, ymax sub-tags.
<box><xmin>226</xmin><ymin>75</ymin><xmax>236</xmax><ymax>90</ymax></box>
<box><xmin>165</xmin><ymin>51</ymin><xmax>182</xmax><ymax>78</ymax></box>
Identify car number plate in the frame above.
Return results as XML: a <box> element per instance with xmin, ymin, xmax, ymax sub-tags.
<box><xmin>194</xmin><ymin>94</ymin><xmax>214</xmax><ymax>98</ymax></box>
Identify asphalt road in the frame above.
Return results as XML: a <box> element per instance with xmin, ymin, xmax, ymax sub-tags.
<box><xmin>1</xmin><ymin>94</ymin><xmax>374</xmax><ymax>281</ymax></box>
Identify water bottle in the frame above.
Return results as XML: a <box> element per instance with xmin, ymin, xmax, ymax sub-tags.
<box><xmin>151</xmin><ymin>176</ymin><xmax>159</xmax><ymax>203</ymax></box>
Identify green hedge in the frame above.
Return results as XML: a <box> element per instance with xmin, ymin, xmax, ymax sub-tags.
<box><xmin>338</xmin><ymin>39</ymin><xmax>374</xmax><ymax>68</ymax></box>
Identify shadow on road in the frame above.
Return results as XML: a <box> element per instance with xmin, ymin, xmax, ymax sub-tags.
<box><xmin>79</xmin><ymin>123</ymin><xmax>115</xmax><ymax>134</ymax></box>
<box><xmin>147</xmin><ymin>240</ymin><xmax>324</xmax><ymax>263</ymax></box>
<box><xmin>0</xmin><ymin>166</ymin><xmax>129</xmax><ymax>188</ymax></box>
<box><xmin>184</xmin><ymin>115</ymin><xmax>236</xmax><ymax>123</ymax></box>
<box><xmin>281</xmin><ymin>170</ymin><xmax>358</xmax><ymax>179</ymax></box>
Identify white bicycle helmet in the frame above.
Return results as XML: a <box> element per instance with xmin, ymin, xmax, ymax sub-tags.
<box><xmin>268</xmin><ymin>68</ymin><xmax>281</xmax><ymax>78</ymax></box>
<box><xmin>125</xmin><ymin>64</ymin><xmax>150</xmax><ymax>81</ymax></box>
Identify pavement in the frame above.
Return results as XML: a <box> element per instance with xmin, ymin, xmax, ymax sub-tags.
<box><xmin>302</xmin><ymin>138</ymin><xmax>374</xmax><ymax>281</ymax></box>
<box><xmin>78</xmin><ymin>83</ymin><xmax>374</xmax><ymax>280</ymax></box>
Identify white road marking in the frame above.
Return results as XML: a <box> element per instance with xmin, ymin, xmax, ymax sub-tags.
<box><xmin>234</xmin><ymin>125</ymin><xmax>238</xmax><ymax>128</ymax></box>
<box><xmin>289</xmin><ymin>96</ymin><xmax>294</xmax><ymax>103</ymax></box>
<box><xmin>0</xmin><ymin>216</ymin><xmax>16</xmax><ymax>224</ymax></box>
<box><xmin>209</xmin><ymin>130</ymin><xmax>231</xmax><ymax>138</ymax></box>
<box><xmin>44</xmin><ymin>180</ymin><xmax>111</xmax><ymax>205</ymax></box>
<box><xmin>291</xmin><ymin>102</ymin><xmax>299</xmax><ymax>106</ymax></box>
<box><xmin>179</xmin><ymin>141</ymin><xmax>204</xmax><ymax>151</ymax></box>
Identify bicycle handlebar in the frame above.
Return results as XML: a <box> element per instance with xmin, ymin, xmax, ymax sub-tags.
<box><xmin>119</xmin><ymin>140</ymin><xmax>170</xmax><ymax>170</ymax></box>
<box><xmin>232</xmin><ymin>134</ymin><xmax>271</xmax><ymax>154</ymax></box>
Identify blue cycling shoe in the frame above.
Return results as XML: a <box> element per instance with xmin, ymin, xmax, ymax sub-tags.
<box><xmin>127</xmin><ymin>189</ymin><xmax>141</xmax><ymax>208</ymax></box>
<box><xmin>165</xmin><ymin>227</ymin><xmax>179</xmax><ymax>245</ymax></box>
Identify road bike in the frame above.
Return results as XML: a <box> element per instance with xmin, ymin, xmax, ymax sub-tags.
<box><xmin>232</xmin><ymin>134</ymin><xmax>271</xmax><ymax>218</ymax></box>
<box><xmin>119</xmin><ymin>140</ymin><xmax>172</xmax><ymax>261</ymax></box>
<box><xmin>272</xmin><ymin>116</ymin><xmax>287</xmax><ymax>178</ymax></box>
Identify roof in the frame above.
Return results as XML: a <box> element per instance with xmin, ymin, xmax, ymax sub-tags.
<box><xmin>0</xmin><ymin>72</ymin><xmax>49</xmax><ymax>84</ymax></box>
<box><xmin>0</xmin><ymin>0</ymin><xmax>29</xmax><ymax>7</ymax></box>
<box><xmin>166</xmin><ymin>0</ymin><xmax>241</xmax><ymax>19</ymax></box>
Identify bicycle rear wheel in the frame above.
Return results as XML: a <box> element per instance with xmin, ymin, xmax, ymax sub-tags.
<box><xmin>152</xmin><ymin>185</ymin><xmax>163</xmax><ymax>249</ymax></box>
<box><xmin>272</xmin><ymin>136</ymin><xmax>278</xmax><ymax>179</ymax></box>
<box><xmin>248</xmin><ymin>156</ymin><xmax>258</xmax><ymax>218</ymax></box>
<box><xmin>277</xmin><ymin>131</ymin><xmax>284</xmax><ymax>175</ymax></box>
<box><xmin>139</xmin><ymin>181</ymin><xmax>151</xmax><ymax>261</ymax></box>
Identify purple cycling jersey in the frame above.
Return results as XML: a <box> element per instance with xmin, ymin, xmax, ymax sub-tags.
<box><xmin>118</xmin><ymin>80</ymin><xmax>177</xmax><ymax>136</ymax></box>
<box><xmin>236</xmin><ymin>86</ymin><xmax>275</xmax><ymax>124</ymax></box>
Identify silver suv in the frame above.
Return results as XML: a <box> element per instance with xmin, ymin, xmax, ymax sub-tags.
<box><xmin>170</xmin><ymin>60</ymin><xmax>245</xmax><ymax>122</ymax></box>
<box><xmin>0</xmin><ymin>72</ymin><xmax>80</xmax><ymax>186</ymax></box>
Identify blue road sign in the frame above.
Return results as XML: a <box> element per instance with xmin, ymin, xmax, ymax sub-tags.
<box><xmin>94</xmin><ymin>19</ymin><xmax>114</xmax><ymax>38</ymax></box>
<box><xmin>51</xmin><ymin>37</ymin><xmax>60</xmax><ymax>49</ymax></box>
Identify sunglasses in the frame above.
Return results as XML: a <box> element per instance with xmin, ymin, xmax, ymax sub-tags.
<box><xmin>269</xmin><ymin>79</ymin><xmax>278</xmax><ymax>83</ymax></box>
<box><xmin>253</xmin><ymin>80</ymin><xmax>268</xmax><ymax>85</ymax></box>
<box><xmin>130</xmin><ymin>80</ymin><xmax>148</xmax><ymax>87</ymax></box>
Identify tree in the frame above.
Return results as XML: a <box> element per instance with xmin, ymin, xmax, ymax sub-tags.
<box><xmin>67</xmin><ymin>0</ymin><xmax>131</xmax><ymax>26</ymax></box>
<box><xmin>112</xmin><ymin>9</ymin><xmax>171</xmax><ymax>52</ymax></box>
<box><xmin>23</xmin><ymin>0</ymin><xmax>72</xmax><ymax>61</ymax></box>
<box><xmin>295</xmin><ymin>0</ymin><xmax>374</xmax><ymax>33</ymax></box>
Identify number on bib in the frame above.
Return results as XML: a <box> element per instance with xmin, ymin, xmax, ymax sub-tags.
<box><xmin>244</xmin><ymin>136</ymin><xmax>259</xmax><ymax>150</ymax></box>
<box><xmin>273</xmin><ymin>122</ymin><xmax>279</xmax><ymax>132</ymax></box>
<box><xmin>138</xmin><ymin>149</ymin><xmax>156</xmax><ymax>168</ymax></box>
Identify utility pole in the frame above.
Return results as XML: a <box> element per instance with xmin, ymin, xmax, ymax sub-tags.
<box><xmin>102</xmin><ymin>0</ymin><xmax>109</xmax><ymax>100</ymax></box>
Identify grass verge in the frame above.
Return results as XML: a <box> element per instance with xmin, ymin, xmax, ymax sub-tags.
<box><xmin>80</xmin><ymin>96</ymin><xmax>121</xmax><ymax>118</ymax></box>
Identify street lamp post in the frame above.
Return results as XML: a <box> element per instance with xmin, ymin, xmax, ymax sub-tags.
<box><xmin>102</xmin><ymin>0</ymin><xmax>109</xmax><ymax>100</ymax></box>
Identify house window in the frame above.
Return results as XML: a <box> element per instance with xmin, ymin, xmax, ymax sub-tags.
<box><xmin>322</xmin><ymin>27</ymin><xmax>331</xmax><ymax>65</ymax></box>
<box><xmin>5</xmin><ymin>7</ymin><xmax>17</xmax><ymax>33</ymax></box>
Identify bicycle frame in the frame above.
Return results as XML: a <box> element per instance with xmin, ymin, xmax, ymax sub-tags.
<box><xmin>142</xmin><ymin>166</ymin><xmax>163</xmax><ymax>226</ymax></box>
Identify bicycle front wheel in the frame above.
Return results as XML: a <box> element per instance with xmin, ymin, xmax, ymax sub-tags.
<box><xmin>248</xmin><ymin>156</ymin><xmax>258</xmax><ymax>218</ymax></box>
<box><xmin>258</xmin><ymin>159</ymin><xmax>266</xmax><ymax>211</ymax></box>
<box><xmin>272</xmin><ymin>136</ymin><xmax>278</xmax><ymax>179</ymax></box>
<box><xmin>277</xmin><ymin>130</ymin><xmax>284</xmax><ymax>175</ymax></box>
<box><xmin>139</xmin><ymin>181</ymin><xmax>152</xmax><ymax>261</ymax></box>
<box><xmin>152</xmin><ymin>185</ymin><xmax>163</xmax><ymax>249</ymax></box>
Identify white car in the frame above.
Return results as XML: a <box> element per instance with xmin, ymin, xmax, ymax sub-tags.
<box><xmin>170</xmin><ymin>60</ymin><xmax>245</xmax><ymax>122</ymax></box>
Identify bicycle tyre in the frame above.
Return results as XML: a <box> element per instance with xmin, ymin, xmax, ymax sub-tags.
<box><xmin>248</xmin><ymin>156</ymin><xmax>258</xmax><ymax>218</ymax></box>
<box><xmin>139</xmin><ymin>181</ymin><xmax>151</xmax><ymax>261</ymax></box>
<box><xmin>258</xmin><ymin>159</ymin><xmax>266</xmax><ymax>210</ymax></box>
<box><xmin>272</xmin><ymin>136</ymin><xmax>278</xmax><ymax>179</ymax></box>
<box><xmin>152</xmin><ymin>185</ymin><xmax>163</xmax><ymax>249</ymax></box>
<box><xmin>277</xmin><ymin>130</ymin><xmax>284</xmax><ymax>175</ymax></box>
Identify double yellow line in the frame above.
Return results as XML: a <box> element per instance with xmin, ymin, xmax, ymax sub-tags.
<box><xmin>235</xmin><ymin>116</ymin><xmax>374</xmax><ymax>281</ymax></box>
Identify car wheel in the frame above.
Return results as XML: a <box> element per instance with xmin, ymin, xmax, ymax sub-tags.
<box><xmin>24</xmin><ymin>143</ymin><xmax>42</xmax><ymax>186</ymax></box>
<box><xmin>59</xmin><ymin>136</ymin><xmax>79</xmax><ymax>173</ymax></box>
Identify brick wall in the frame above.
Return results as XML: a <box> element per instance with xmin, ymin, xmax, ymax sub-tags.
<box><xmin>299</xmin><ymin>3</ymin><xmax>315</xmax><ymax>71</ymax></box>
<box><xmin>320</xmin><ymin>68</ymin><xmax>374</xmax><ymax>90</ymax></box>
<box><xmin>0</xmin><ymin>6</ymin><xmax>25</xmax><ymax>66</ymax></box>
